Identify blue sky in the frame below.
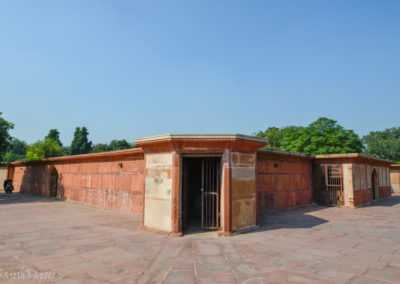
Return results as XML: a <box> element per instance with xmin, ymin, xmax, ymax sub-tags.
<box><xmin>0</xmin><ymin>0</ymin><xmax>399</xmax><ymax>145</ymax></box>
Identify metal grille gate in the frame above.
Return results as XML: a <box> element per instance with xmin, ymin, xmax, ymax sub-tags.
<box><xmin>319</xmin><ymin>164</ymin><xmax>344</xmax><ymax>206</ymax></box>
<box><xmin>201</xmin><ymin>158</ymin><xmax>221</xmax><ymax>229</ymax></box>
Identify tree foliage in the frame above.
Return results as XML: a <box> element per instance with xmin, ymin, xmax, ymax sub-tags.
<box><xmin>92</xmin><ymin>143</ymin><xmax>110</xmax><ymax>153</ymax></box>
<box><xmin>363</xmin><ymin>127</ymin><xmax>400</xmax><ymax>162</ymax></box>
<box><xmin>256</xmin><ymin>126</ymin><xmax>304</xmax><ymax>149</ymax></box>
<box><xmin>62</xmin><ymin>146</ymin><xmax>71</xmax><ymax>156</ymax></box>
<box><xmin>109</xmin><ymin>139</ymin><xmax>134</xmax><ymax>150</ymax></box>
<box><xmin>46</xmin><ymin>129</ymin><xmax>62</xmax><ymax>146</ymax></box>
<box><xmin>0</xmin><ymin>112</ymin><xmax>14</xmax><ymax>160</ymax></box>
<box><xmin>280</xmin><ymin>118</ymin><xmax>363</xmax><ymax>154</ymax></box>
<box><xmin>3</xmin><ymin>152</ymin><xmax>21</xmax><ymax>162</ymax></box>
<box><xmin>70</xmin><ymin>127</ymin><xmax>92</xmax><ymax>155</ymax></box>
<box><xmin>26</xmin><ymin>138</ymin><xmax>64</xmax><ymax>160</ymax></box>
<box><xmin>256</xmin><ymin>117</ymin><xmax>363</xmax><ymax>154</ymax></box>
<box><xmin>2</xmin><ymin>138</ymin><xmax>27</xmax><ymax>162</ymax></box>
<box><xmin>92</xmin><ymin>139</ymin><xmax>135</xmax><ymax>153</ymax></box>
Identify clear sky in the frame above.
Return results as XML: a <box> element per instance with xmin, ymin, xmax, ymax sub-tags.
<box><xmin>0</xmin><ymin>0</ymin><xmax>399</xmax><ymax>145</ymax></box>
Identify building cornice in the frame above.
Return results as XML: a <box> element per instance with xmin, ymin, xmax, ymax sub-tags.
<box><xmin>315</xmin><ymin>153</ymin><xmax>393</xmax><ymax>164</ymax></box>
<box><xmin>134</xmin><ymin>134</ymin><xmax>268</xmax><ymax>144</ymax></box>
<box><xmin>9</xmin><ymin>148</ymin><xmax>143</xmax><ymax>166</ymax></box>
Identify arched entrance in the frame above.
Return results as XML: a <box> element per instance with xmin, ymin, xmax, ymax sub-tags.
<box><xmin>372</xmin><ymin>169</ymin><xmax>379</xmax><ymax>200</ymax></box>
<box><xmin>50</xmin><ymin>168</ymin><xmax>58</xmax><ymax>197</ymax></box>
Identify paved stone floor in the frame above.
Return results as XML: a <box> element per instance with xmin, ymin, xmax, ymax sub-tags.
<box><xmin>1</xmin><ymin>193</ymin><xmax>400</xmax><ymax>283</ymax></box>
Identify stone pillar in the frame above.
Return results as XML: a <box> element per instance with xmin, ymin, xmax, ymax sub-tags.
<box><xmin>143</xmin><ymin>153</ymin><xmax>174</xmax><ymax>234</ymax></box>
<box><xmin>219</xmin><ymin>149</ymin><xmax>232</xmax><ymax>235</ymax></box>
<box><xmin>342</xmin><ymin>163</ymin><xmax>354</xmax><ymax>208</ymax></box>
<box><xmin>171</xmin><ymin>152</ymin><xmax>181</xmax><ymax>236</ymax></box>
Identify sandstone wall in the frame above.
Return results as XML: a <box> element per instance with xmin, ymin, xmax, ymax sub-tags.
<box><xmin>352</xmin><ymin>163</ymin><xmax>391</xmax><ymax>206</ymax></box>
<box><xmin>231</xmin><ymin>152</ymin><xmax>257</xmax><ymax>230</ymax></box>
<box><xmin>10</xmin><ymin>150</ymin><xmax>145</xmax><ymax>214</ymax></box>
<box><xmin>0</xmin><ymin>167</ymin><xmax>7</xmax><ymax>190</ymax></box>
<box><xmin>256</xmin><ymin>151</ymin><xmax>312</xmax><ymax>213</ymax></box>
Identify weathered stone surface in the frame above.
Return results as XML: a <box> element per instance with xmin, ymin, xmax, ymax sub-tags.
<box><xmin>256</xmin><ymin>152</ymin><xmax>313</xmax><ymax>212</ymax></box>
<box><xmin>232</xmin><ymin>152</ymin><xmax>257</xmax><ymax>231</ymax></box>
<box><xmin>144</xmin><ymin>153</ymin><xmax>173</xmax><ymax>232</ymax></box>
<box><xmin>9</xmin><ymin>150</ymin><xmax>145</xmax><ymax>214</ymax></box>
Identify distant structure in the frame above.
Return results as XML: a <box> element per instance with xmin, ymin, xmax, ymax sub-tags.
<box><xmin>390</xmin><ymin>164</ymin><xmax>400</xmax><ymax>193</ymax></box>
<box><xmin>6</xmin><ymin>134</ymin><xmax>394</xmax><ymax>236</ymax></box>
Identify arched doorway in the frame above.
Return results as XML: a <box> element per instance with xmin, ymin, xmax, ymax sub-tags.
<box><xmin>50</xmin><ymin>168</ymin><xmax>58</xmax><ymax>197</ymax></box>
<box><xmin>372</xmin><ymin>169</ymin><xmax>379</xmax><ymax>200</ymax></box>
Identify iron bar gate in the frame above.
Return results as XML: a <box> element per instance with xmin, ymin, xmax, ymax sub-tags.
<box><xmin>318</xmin><ymin>164</ymin><xmax>344</xmax><ymax>206</ymax></box>
<box><xmin>201</xmin><ymin>158</ymin><xmax>221</xmax><ymax>229</ymax></box>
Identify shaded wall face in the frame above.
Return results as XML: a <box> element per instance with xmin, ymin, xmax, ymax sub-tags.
<box><xmin>256</xmin><ymin>154</ymin><xmax>312</xmax><ymax>213</ymax></box>
<box><xmin>12</xmin><ymin>158</ymin><xmax>145</xmax><ymax>213</ymax></box>
<box><xmin>231</xmin><ymin>152</ymin><xmax>256</xmax><ymax>230</ymax></box>
<box><xmin>143</xmin><ymin>153</ymin><xmax>173</xmax><ymax>232</ymax></box>
<box><xmin>378</xmin><ymin>166</ymin><xmax>391</xmax><ymax>199</ymax></box>
<box><xmin>390</xmin><ymin>168</ymin><xmax>400</xmax><ymax>193</ymax></box>
<box><xmin>352</xmin><ymin>163</ymin><xmax>391</xmax><ymax>206</ymax></box>
<box><xmin>0</xmin><ymin>167</ymin><xmax>7</xmax><ymax>188</ymax></box>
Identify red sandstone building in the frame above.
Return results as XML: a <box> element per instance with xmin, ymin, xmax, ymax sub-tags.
<box><xmin>390</xmin><ymin>164</ymin><xmax>400</xmax><ymax>194</ymax></box>
<box><xmin>6</xmin><ymin>134</ymin><xmax>394</xmax><ymax>236</ymax></box>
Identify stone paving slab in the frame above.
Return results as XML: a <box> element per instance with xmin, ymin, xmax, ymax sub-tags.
<box><xmin>1</xmin><ymin>193</ymin><xmax>400</xmax><ymax>283</ymax></box>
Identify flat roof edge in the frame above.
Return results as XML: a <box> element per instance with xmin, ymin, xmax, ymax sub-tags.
<box><xmin>134</xmin><ymin>134</ymin><xmax>268</xmax><ymax>144</ymax></box>
<box><xmin>9</xmin><ymin>148</ymin><xmax>144</xmax><ymax>166</ymax></box>
<box><xmin>258</xmin><ymin>148</ymin><xmax>314</xmax><ymax>158</ymax></box>
<box><xmin>315</xmin><ymin>153</ymin><xmax>393</xmax><ymax>164</ymax></box>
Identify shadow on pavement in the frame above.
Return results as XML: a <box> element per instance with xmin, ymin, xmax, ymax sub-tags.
<box><xmin>0</xmin><ymin>192</ymin><xmax>60</xmax><ymax>205</ymax></box>
<box><xmin>359</xmin><ymin>194</ymin><xmax>400</xmax><ymax>208</ymax></box>
<box><xmin>257</xmin><ymin>205</ymin><xmax>328</xmax><ymax>232</ymax></box>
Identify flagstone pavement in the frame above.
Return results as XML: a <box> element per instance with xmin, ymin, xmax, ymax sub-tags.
<box><xmin>1</xmin><ymin>192</ymin><xmax>400</xmax><ymax>283</ymax></box>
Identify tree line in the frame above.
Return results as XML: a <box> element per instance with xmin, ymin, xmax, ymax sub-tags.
<box><xmin>255</xmin><ymin>117</ymin><xmax>400</xmax><ymax>164</ymax></box>
<box><xmin>1</xmin><ymin>112</ymin><xmax>399</xmax><ymax>163</ymax></box>
<box><xmin>0</xmin><ymin>112</ymin><xmax>135</xmax><ymax>162</ymax></box>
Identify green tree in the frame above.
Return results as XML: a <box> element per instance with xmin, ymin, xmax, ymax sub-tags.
<box><xmin>108</xmin><ymin>139</ymin><xmax>134</xmax><ymax>151</ymax></box>
<box><xmin>70</xmin><ymin>127</ymin><xmax>92</xmax><ymax>155</ymax></box>
<box><xmin>2</xmin><ymin>138</ymin><xmax>27</xmax><ymax>161</ymax></box>
<box><xmin>0</xmin><ymin>112</ymin><xmax>14</xmax><ymax>160</ymax></box>
<box><xmin>280</xmin><ymin>117</ymin><xmax>363</xmax><ymax>154</ymax></box>
<box><xmin>46</xmin><ymin>129</ymin><xmax>62</xmax><ymax>146</ymax></box>
<box><xmin>92</xmin><ymin>143</ymin><xmax>110</xmax><ymax>153</ymax></box>
<box><xmin>363</xmin><ymin>127</ymin><xmax>400</xmax><ymax>162</ymax></box>
<box><xmin>256</xmin><ymin>126</ymin><xmax>304</xmax><ymax>149</ymax></box>
<box><xmin>256</xmin><ymin>127</ymin><xmax>283</xmax><ymax>149</ymax></box>
<box><xmin>3</xmin><ymin>152</ymin><xmax>21</xmax><ymax>162</ymax></box>
<box><xmin>26</xmin><ymin>138</ymin><xmax>64</xmax><ymax>160</ymax></box>
<box><xmin>62</xmin><ymin>146</ymin><xmax>71</xmax><ymax>156</ymax></box>
<box><xmin>7</xmin><ymin>138</ymin><xmax>27</xmax><ymax>156</ymax></box>
<box><xmin>92</xmin><ymin>140</ymin><xmax>135</xmax><ymax>153</ymax></box>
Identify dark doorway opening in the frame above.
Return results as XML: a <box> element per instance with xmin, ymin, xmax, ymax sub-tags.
<box><xmin>182</xmin><ymin>157</ymin><xmax>221</xmax><ymax>234</ymax></box>
<box><xmin>50</xmin><ymin>168</ymin><xmax>58</xmax><ymax>197</ymax></box>
<box><xmin>313</xmin><ymin>164</ymin><xmax>344</xmax><ymax>206</ymax></box>
<box><xmin>372</xmin><ymin>169</ymin><xmax>378</xmax><ymax>200</ymax></box>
